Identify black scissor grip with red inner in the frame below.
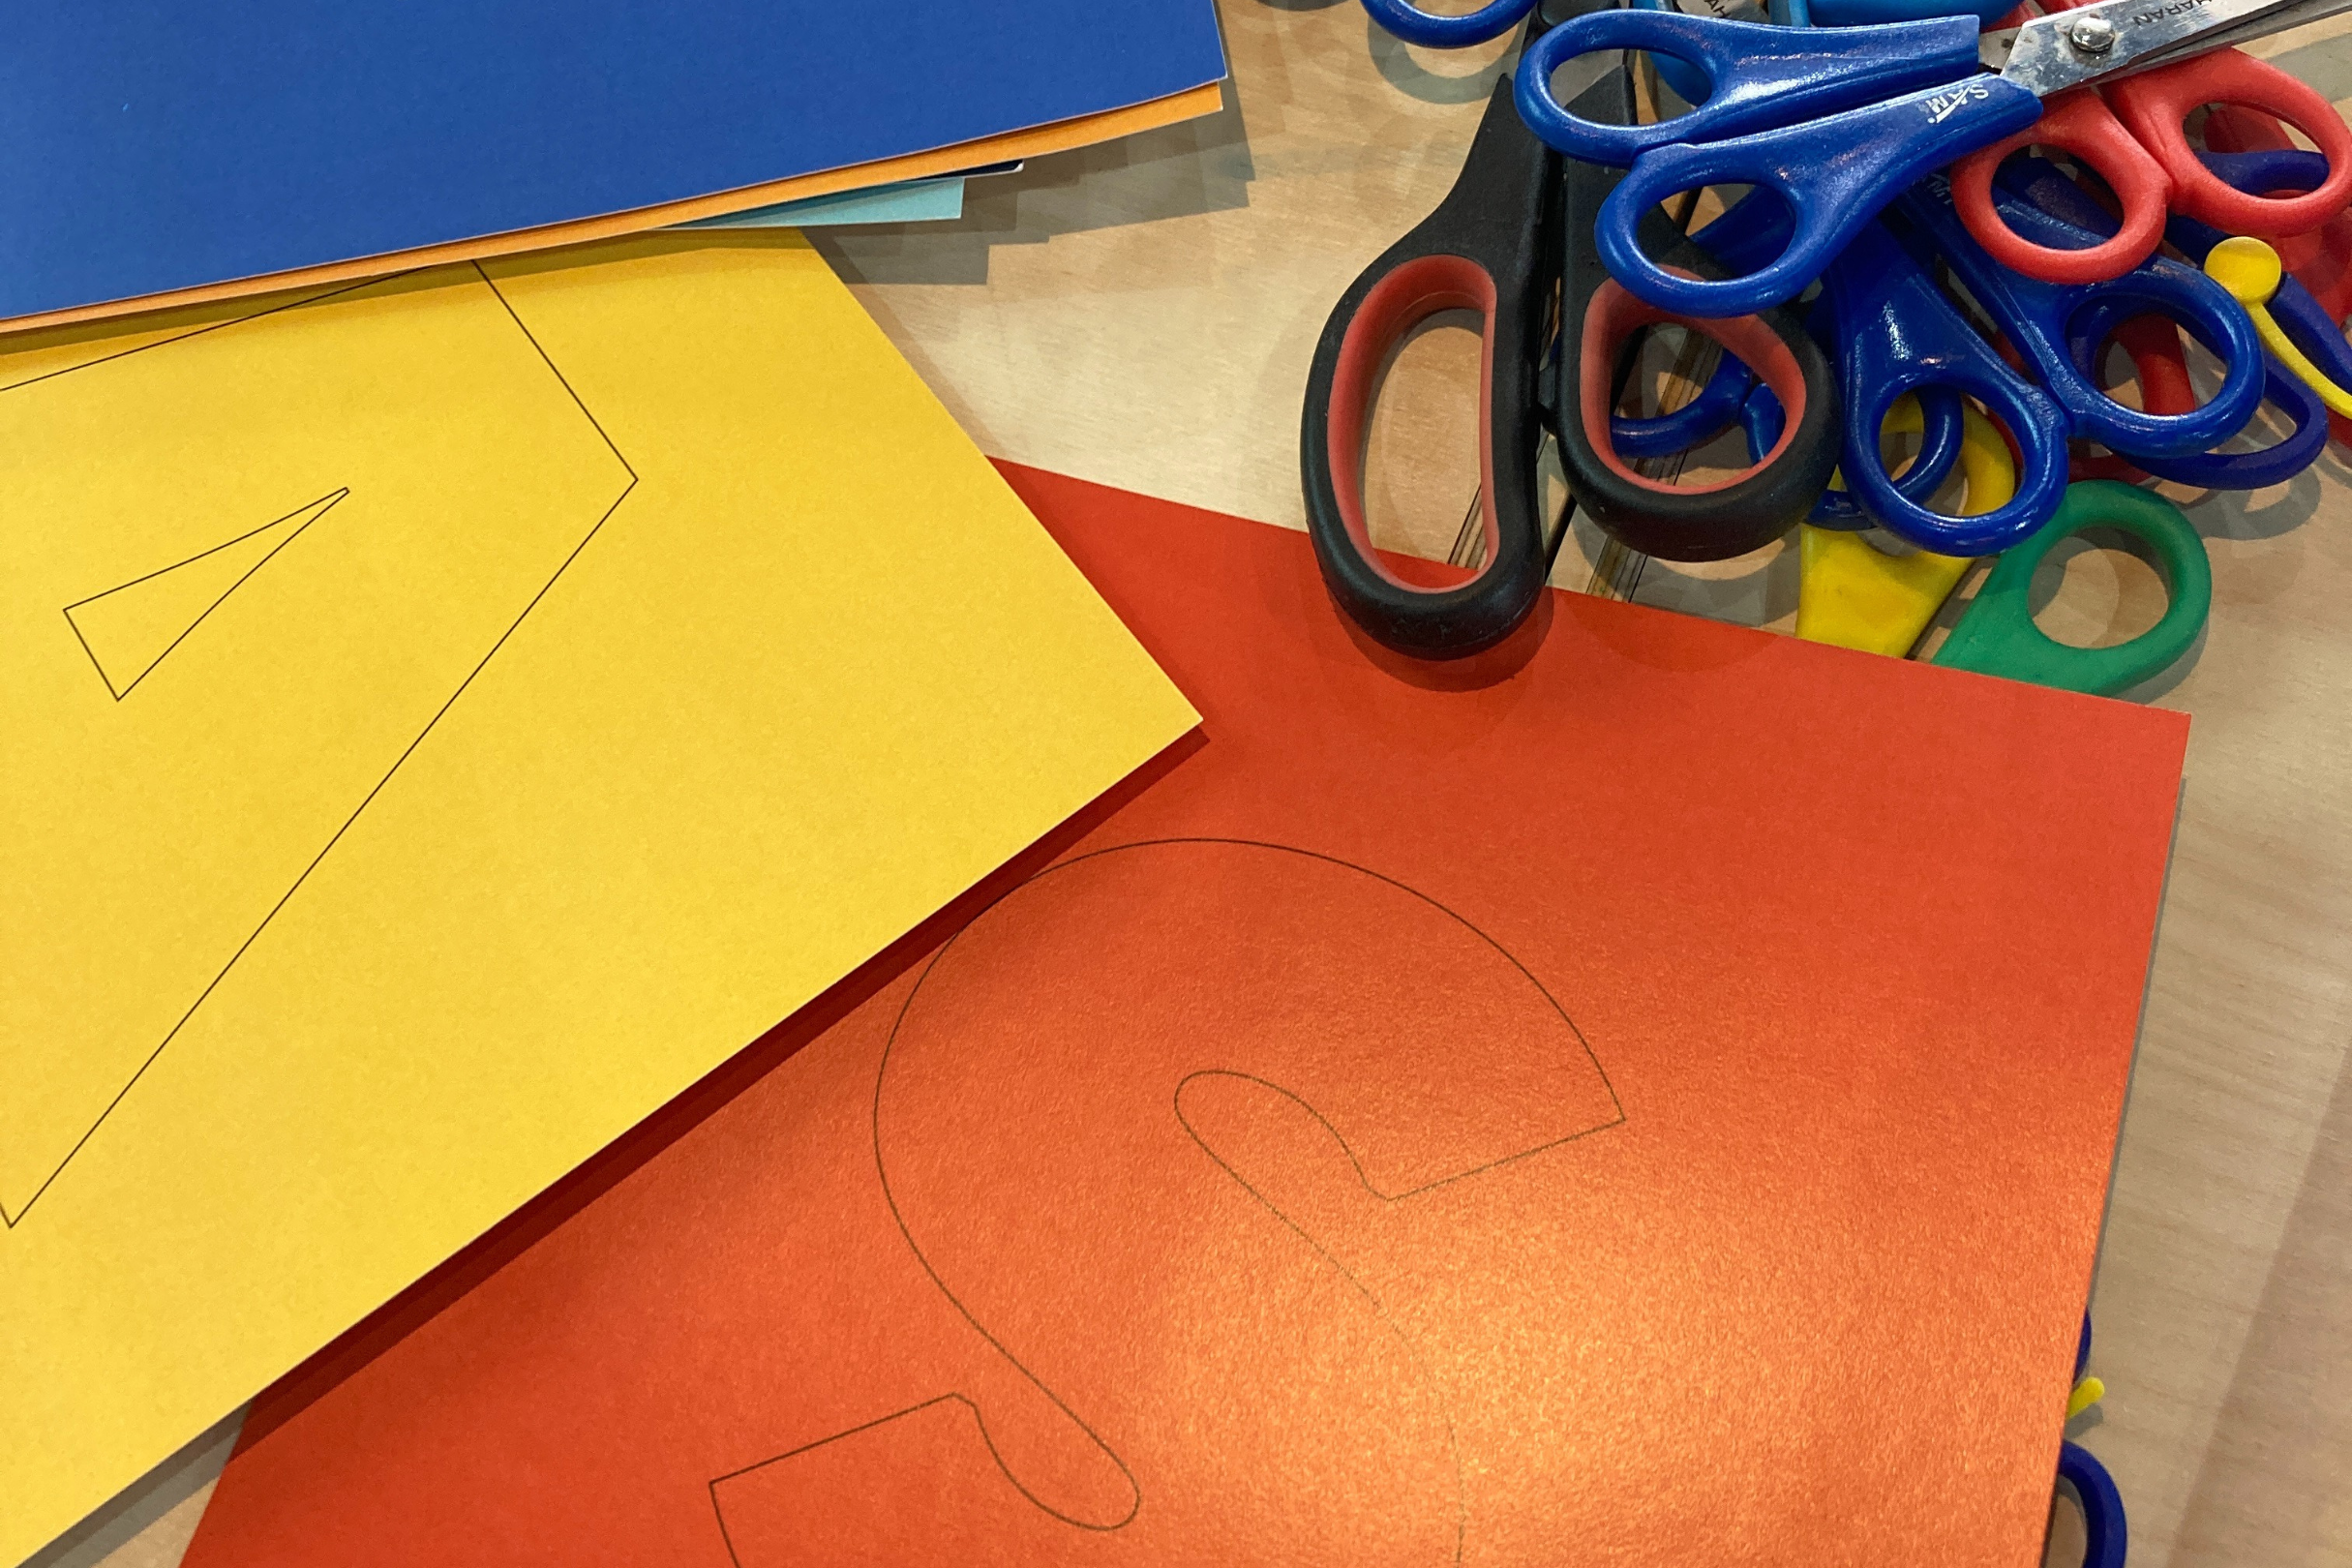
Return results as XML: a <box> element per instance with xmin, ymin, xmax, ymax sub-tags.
<box><xmin>1302</xmin><ymin>0</ymin><xmax>1841</xmax><ymax>655</ymax></box>
<box><xmin>1550</xmin><ymin>64</ymin><xmax>1840</xmax><ymax>563</ymax></box>
<box><xmin>1300</xmin><ymin>75</ymin><xmax>1558</xmax><ymax>658</ymax></box>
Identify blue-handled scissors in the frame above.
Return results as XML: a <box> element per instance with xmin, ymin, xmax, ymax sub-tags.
<box><xmin>1514</xmin><ymin>0</ymin><xmax>2352</xmax><ymax>316</ymax></box>
<box><xmin>1624</xmin><ymin>0</ymin><xmax>2011</xmax><ymax>107</ymax></box>
<box><xmin>1897</xmin><ymin>177</ymin><xmax>2267</xmax><ymax>457</ymax></box>
<box><xmin>2061</xmin><ymin>1314</ymin><xmax>2127</xmax><ymax>1568</ymax></box>
<box><xmin>1995</xmin><ymin>154</ymin><xmax>2329</xmax><ymax>489</ymax></box>
<box><xmin>1360</xmin><ymin>0</ymin><xmax>1542</xmax><ymax>46</ymax></box>
<box><xmin>1640</xmin><ymin>178</ymin><xmax>2260</xmax><ymax>552</ymax></box>
<box><xmin>1546</xmin><ymin>47</ymin><xmax>1846</xmax><ymax>560</ymax></box>
<box><xmin>1688</xmin><ymin>192</ymin><xmax>1974</xmax><ymax>529</ymax></box>
<box><xmin>1611</xmin><ymin>196</ymin><xmax>1974</xmax><ymax>530</ymax></box>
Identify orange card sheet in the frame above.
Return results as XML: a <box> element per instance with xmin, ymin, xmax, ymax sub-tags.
<box><xmin>180</xmin><ymin>465</ymin><xmax>2187</xmax><ymax>1568</ymax></box>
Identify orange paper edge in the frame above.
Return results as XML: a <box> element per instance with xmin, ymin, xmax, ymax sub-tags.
<box><xmin>0</xmin><ymin>83</ymin><xmax>1222</xmax><ymax>338</ymax></box>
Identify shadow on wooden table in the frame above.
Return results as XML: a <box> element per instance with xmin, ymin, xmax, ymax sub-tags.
<box><xmin>22</xmin><ymin>1414</ymin><xmax>240</xmax><ymax>1568</ymax></box>
<box><xmin>815</xmin><ymin>80</ymin><xmax>1255</xmax><ymax>288</ymax></box>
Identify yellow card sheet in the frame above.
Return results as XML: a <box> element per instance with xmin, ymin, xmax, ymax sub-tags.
<box><xmin>0</xmin><ymin>232</ymin><xmax>1198</xmax><ymax>1565</ymax></box>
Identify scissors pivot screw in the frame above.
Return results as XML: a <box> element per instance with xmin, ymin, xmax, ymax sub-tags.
<box><xmin>2066</xmin><ymin>15</ymin><xmax>2119</xmax><ymax>54</ymax></box>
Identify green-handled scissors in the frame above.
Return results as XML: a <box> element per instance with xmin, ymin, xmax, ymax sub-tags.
<box><xmin>1935</xmin><ymin>481</ymin><xmax>2211</xmax><ymax>698</ymax></box>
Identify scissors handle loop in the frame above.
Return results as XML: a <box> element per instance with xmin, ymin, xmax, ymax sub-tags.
<box><xmin>1593</xmin><ymin>79</ymin><xmax>2043</xmax><ymax>317</ymax></box>
<box><xmin>1609</xmin><ymin>352</ymin><xmax>1753</xmax><ymax>459</ymax></box>
<box><xmin>1559</xmin><ymin>273</ymin><xmax>1841</xmax><ymax>558</ymax></box>
<box><xmin>1845</xmin><ymin>371</ymin><xmax>2066</xmax><ymax>555</ymax></box>
<box><xmin>1822</xmin><ymin>222</ymin><xmax>2067</xmax><ymax>555</ymax></box>
<box><xmin>2105</xmin><ymin>49</ymin><xmax>2352</xmax><ymax>241</ymax></box>
<box><xmin>1934</xmin><ymin>481</ymin><xmax>2212</xmax><ymax>697</ymax></box>
<box><xmin>1900</xmin><ymin>182</ymin><xmax>2266</xmax><ymax>462</ymax></box>
<box><xmin>2065</xmin><ymin>298</ymin><xmax>2329</xmax><ymax>491</ymax></box>
<box><xmin>2058</xmin><ymin>1440</ymin><xmax>2129</xmax><ymax>1568</ymax></box>
<box><xmin>1847</xmin><ymin>392</ymin><xmax>2014</xmax><ymax>518</ymax></box>
<box><xmin>1950</xmin><ymin>93</ymin><xmax>2171</xmax><ymax>285</ymax></box>
<box><xmin>1553</xmin><ymin>120</ymin><xmax>1841</xmax><ymax>558</ymax></box>
<box><xmin>1515</xmin><ymin>13</ymin><xmax>1983</xmax><ymax>166</ymax></box>
<box><xmin>2042</xmin><ymin>272</ymin><xmax>2263</xmax><ymax>458</ymax></box>
<box><xmin>1360</xmin><ymin>0</ymin><xmax>1535</xmax><ymax>48</ymax></box>
<box><xmin>2201</xmin><ymin>107</ymin><xmax>2352</xmax><ymax>317</ymax></box>
<box><xmin>1300</xmin><ymin>81</ymin><xmax>1558</xmax><ymax>657</ymax></box>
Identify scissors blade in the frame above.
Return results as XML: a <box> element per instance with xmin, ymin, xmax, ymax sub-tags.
<box><xmin>1996</xmin><ymin>0</ymin><xmax>2326</xmax><ymax>95</ymax></box>
<box><xmin>2127</xmin><ymin>0</ymin><xmax>2352</xmax><ymax>64</ymax></box>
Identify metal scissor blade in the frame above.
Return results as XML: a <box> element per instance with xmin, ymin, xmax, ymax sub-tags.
<box><xmin>2127</xmin><ymin>0</ymin><xmax>2352</xmax><ymax>67</ymax></box>
<box><xmin>1996</xmin><ymin>0</ymin><xmax>2326</xmax><ymax>95</ymax></box>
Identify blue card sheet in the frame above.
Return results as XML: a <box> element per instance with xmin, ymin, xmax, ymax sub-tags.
<box><xmin>0</xmin><ymin>2</ymin><xmax>1225</xmax><ymax>322</ymax></box>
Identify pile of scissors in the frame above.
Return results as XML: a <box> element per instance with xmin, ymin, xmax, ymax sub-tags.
<box><xmin>1302</xmin><ymin>0</ymin><xmax>2352</xmax><ymax>698</ymax></box>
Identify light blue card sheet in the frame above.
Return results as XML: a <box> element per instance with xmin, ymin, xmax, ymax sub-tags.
<box><xmin>678</xmin><ymin>175</ymin><xmax>967</xmax><ymax>229</ymax></box>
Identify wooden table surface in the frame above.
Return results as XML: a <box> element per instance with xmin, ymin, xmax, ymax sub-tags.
<box><xmin>59</xmin><ymin>3</ymin><xmax>2352</xmax><ymax>1564</ymax></box>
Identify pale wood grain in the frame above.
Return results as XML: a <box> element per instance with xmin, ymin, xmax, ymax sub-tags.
<box><xmin>73</xmin><ymin>2</ymin><xmax>2352</xmax><ymax>1563</ymax></box>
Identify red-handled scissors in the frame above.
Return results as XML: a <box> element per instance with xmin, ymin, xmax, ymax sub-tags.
<box><xmin>1951</xmin><ymin>0</ymin><xmax>2352</xmax><ymax>283</ymax></box>
<box><xmin>2206</xmin><ymin>103</ymin><xmax>2352</xmax><ymax>319</ymax></box>
<box><xmin>1518</xmin><ymin>0</ymin><xmax>2352</xmax><ymax>317</ymax></box>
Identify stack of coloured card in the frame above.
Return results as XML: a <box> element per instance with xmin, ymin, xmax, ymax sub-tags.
<box><xmin>0</xmin><ymin>1</ymin><xmax>1229</xmax><ymax>332</ymax></box>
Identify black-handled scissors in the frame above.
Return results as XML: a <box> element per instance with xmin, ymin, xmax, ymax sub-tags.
<box><xmin>1547</xmin><ymin>49</ymin><xmax>1840</xmax><ymax>561</ymax></box>
<box><xmin>1298</xmin><ymin>15</ymin><xmax>1565</xmax><ymax>658</ymax></box>
<box><xmin>1301</xmin><ymin>0</ymin><xmax>1840</xmax><ymax>656</ymax></box>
